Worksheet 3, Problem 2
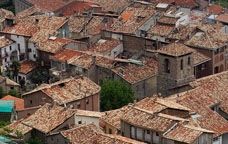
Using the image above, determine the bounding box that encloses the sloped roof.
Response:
[22,104,75,134]
[158,43,194,57]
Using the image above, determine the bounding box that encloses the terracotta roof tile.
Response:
[163,124,204,143]
[158,43,194,57]
[19,60,38,75]
[85,0,132,13]
[216,14,228,24]
[112,57,158,84]
[22,104,75,133]
[61,123,145,144]
[207,4,223,15]
[24,77,100,105]
[148,24,174,37]
[8,119,32,137]
[109,2,156,34]
[52,49,82,62]
[100,106,129,130]
[122,106,177,132]
[37,38,75,54]
[186,24,228,49]
[27,0,74,12]
[192,49,211,66]
[88,39,121,54]
[61,1,97,16]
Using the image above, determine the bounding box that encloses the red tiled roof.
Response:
[61,1,97,16]
[1,95,24,110]
[216,14,228,24]
[52,49,82,62]
[207,4,223,15]
[27,0,74,12]
[19,60,38,74]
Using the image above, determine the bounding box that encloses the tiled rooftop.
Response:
[52,48,82,62]
[8,119,32,137]
[158,43,194,57]
[68,16,89,33]
[75,109,104,118]
[85,16,104,35]
[22,104,75,134]
[0,8,14,21]
[37,37,75,54]
[167,83,228,137]
[86,0,132,14]
[158,16,178,25]
[88,39,121,54]
[1,95,24,111]
[112,57,158,84]
[24,76,100,105]
[95,56,116,69]
[100,106,129,130]
[121,106,178,132]
[109,2,156,34]
[163,124,211,143]
[61,123,145,144]
[186,24,228,49]
[69,53,94,70]
[0,36,14,48]
[19,60,38,75]
[26,0,73,12]
[148,24,174,37]
[216,14,228,24]
[207,4,223,15]
[3,21,39,36]
[16,6,44,19]
[61,1,98,16]
[192,49,211,66]
[168,26,196,41]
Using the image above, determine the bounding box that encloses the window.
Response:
[214,66,219,74]
[180,59,183,70]
[27,48,31,52]
[30,100,32,104]
[214,49,219,54]
[156,132,159,136]
[164,59,170,73]
[18,44,20,52]
[78,121,82,124]
[77,102,81,108]
[146,130,150,134]
[34,54,36,58]
[109,128,112,134]
[188,57,191,65]
[10,87,14,90]
[9,46,12,50]
[86,99,89,104]
[5,58,7,62]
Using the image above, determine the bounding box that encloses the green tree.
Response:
[8,88,19,97]
[100,79,134,111]
[30,68,49,84]
[10,61,20,81]
[26,137,42,144]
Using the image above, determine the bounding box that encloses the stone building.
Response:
[22,76,100,111]
[157,43,195,96]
